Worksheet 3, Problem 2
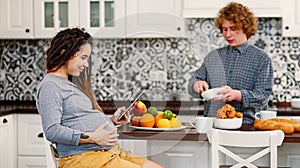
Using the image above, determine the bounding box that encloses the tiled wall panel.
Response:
[0,18,299,102]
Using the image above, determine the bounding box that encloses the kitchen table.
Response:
[118,123,300,168]
[118,123,300,143]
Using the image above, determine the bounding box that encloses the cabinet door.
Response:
[183,0,283,18]
[34,0,79,38]
[18,156,47,168]
[18,114,45,156]
[148,141,210,168]
[0,0,33,39]
[0,115,17,168]
[282,0,300,37]
[79,0,125,38]
[119,139,147,157]
[126,0,185,38]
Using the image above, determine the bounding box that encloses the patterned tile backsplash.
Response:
[1,18,300,102]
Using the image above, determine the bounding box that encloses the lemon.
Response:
[156,118,171,128]
[170,117,182,128]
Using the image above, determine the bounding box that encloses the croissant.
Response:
[253,119,294,134]
[216,104,243,119]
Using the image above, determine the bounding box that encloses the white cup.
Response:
[189,117,214,133]
[255,110,277,120]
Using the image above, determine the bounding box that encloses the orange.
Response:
[156,119,171,128]
[140,113,155,128]
[155,112,164,127]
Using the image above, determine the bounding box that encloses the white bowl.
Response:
[291,98,300,108]
[214,118,243,129]
[201,87,225,101]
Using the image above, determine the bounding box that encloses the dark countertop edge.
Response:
[118,124,300,143]
[1,100,300,117]
[0,100,205,117]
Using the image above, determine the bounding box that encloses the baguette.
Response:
[270,118,300,132]
[270,118,297,124]
[253,119,294,134]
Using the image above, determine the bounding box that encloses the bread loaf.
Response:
[270,118,300,132]
[253,119,294,134]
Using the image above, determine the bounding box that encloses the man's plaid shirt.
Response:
[188,42,273,124]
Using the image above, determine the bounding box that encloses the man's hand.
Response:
[214,85,242,102]
[193,80,209,93]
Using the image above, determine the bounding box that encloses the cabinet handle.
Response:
[285,26,289,30]
[38,132,44,138]
[81,28,85,31]
[2,118,8,124]
[25,28,30,33]
[177,27,181,31]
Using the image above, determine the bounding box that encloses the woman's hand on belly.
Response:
[85,122,118,146]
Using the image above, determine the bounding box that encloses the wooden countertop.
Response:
[118,123,300,143]
[0,100,205,117]
[0,101,38,116]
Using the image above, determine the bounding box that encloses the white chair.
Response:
[207,129,284,168]
[43,136,59,168]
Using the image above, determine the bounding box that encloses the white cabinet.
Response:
[17,114,46,168]
[118,139,148,157]
[1,0,184,38]
[79,0,125,38]
[183,0,283,18]
[0,114,17,168]
[34,0,125,39]
[18,157,47,168]
[282,0,300,37]
[34,0,79,38]
[126,0,185,38]
[0,0,33,39]
[148,140,210,168]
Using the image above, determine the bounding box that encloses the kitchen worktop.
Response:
[117,123,300,143]
[1,100,300,117]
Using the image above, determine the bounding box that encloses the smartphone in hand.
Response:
[117,90,145,121]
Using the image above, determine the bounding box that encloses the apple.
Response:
[133,100,147,116]
[131,116,141,126]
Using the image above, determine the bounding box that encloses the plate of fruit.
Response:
[129,101,185,131]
